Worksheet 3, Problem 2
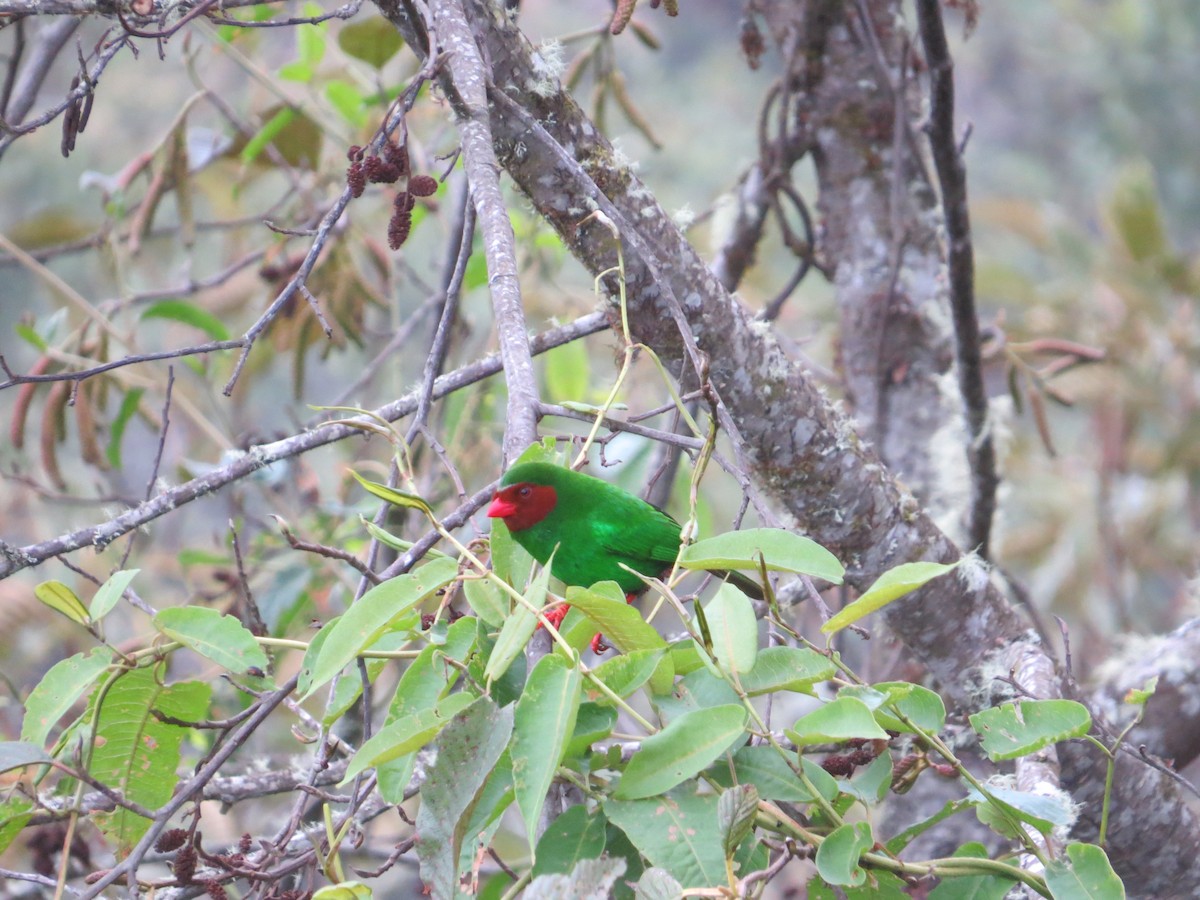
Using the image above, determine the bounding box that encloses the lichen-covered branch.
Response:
[429,0,539,465]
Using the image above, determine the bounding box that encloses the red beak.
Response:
[487,494,517,518]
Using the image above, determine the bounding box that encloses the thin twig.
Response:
[915,0,998,558]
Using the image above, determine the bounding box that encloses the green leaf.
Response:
[237,105,321,168]
[1124,676,1158,707]
[338,16,404,68]
[89,669,211,855]
[89,569,140,622]
[716,746,838,804]
[928,842,1017,900]
[326,80,367,127]
[968,783,1075,838]
[822,560,959,635]
[312,882,373,900]
[513,654,582,855]
[302,557,458,698]
[565,702,617,758]
[632,867,684,899]
[463,576,509,627]
[700,583,758,677]
[566,582,668,655]
[324,630,409,726]
[20,648,113,747]
[839,751,893,806]
[969,700,1092,761]
[681,528,844,584]
[588,649,664,704]
[484,551,552,683]
[35,580,90,626]
[155,606,269,674]
[15,323,47,351]
[717,784,758,856]
[787,697,889,746]
[616,704,747,800]
[886,800,972,855]
[0,796,34,856]
[739,646,836,696]
[652,668,740,722]
[140,300,230,341]
[0,742,52,774]
[106,387,144,468]
[375,618,476,804]
[352,471,434,516]
[531,804,607,878]
[815,821,873,887]
[489,515,535,594]
[341,692,474,783]
[415,697,514,899]
[542,339,591,404]
[1109,161,1167,264]
[1044,843,1125,900]
[870,681,947,734]
[606,793,729,888]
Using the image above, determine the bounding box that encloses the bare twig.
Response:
[430,0,539,464]
[0,312,606,580]
[915,0,998,558]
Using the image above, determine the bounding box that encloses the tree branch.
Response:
[429,0,539,465]
[0,312,607,581]
[915,0,998,557]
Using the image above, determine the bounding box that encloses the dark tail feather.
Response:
[711,568,766,601]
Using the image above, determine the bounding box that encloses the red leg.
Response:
[590,594,639,654]
[538,603,570,631]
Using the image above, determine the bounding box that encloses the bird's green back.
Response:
[499,462,682,593]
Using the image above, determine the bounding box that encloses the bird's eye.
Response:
[518,486,531,497]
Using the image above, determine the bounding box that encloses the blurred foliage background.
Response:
[0,0,1198,745]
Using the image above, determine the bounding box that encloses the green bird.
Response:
[486,461,761,651]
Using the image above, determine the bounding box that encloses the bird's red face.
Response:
[487,482,557,532]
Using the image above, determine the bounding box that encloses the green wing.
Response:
[591,490,683,568]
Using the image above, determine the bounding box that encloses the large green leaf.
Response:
[531,804,607,879]
[588,649,664,704]
[0,742,52,774]
[822,560,959,634]
[738,646,836,696]
[700,583,758,677]
[565,582,668,654]
[616,705,747,800]
[483,552,552,683]
[512,654,582,854]
[710,746,839,804]
[815,822,873,887]
[89,569,140,622]
[1044,843,1124,899]
[89,668,211,856]
[415,698,514,900]
[34,580,89,626]
[969,700,1092,761]
[140,300,230,341]
[337,16,404,68]
[154,606,269,674]
[20,648,113,747]
[374,617,477,803]
[0,795,33,856]
[301,557,458,698]
[681,528,844,584]
[787,697,889,746]
[341,692,474,782]
[605,793,729,888]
